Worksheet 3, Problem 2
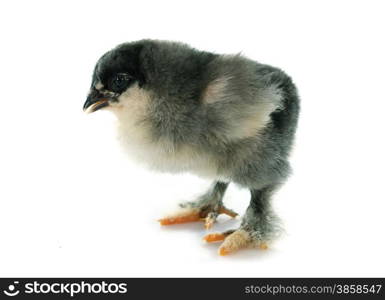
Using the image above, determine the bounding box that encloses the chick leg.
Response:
[159,181,237,228]
[204,185,280,255]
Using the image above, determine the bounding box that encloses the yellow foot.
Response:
[205,229,269,256]
[159,205,237,228]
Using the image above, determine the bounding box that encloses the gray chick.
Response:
[83,39,300,255]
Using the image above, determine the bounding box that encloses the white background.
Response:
[0,0,384,277]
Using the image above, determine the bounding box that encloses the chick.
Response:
[83,40,300,255]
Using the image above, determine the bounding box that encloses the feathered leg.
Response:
[204,185,281,255]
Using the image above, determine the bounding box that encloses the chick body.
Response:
[85,40,300,255]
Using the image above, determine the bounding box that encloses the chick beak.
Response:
[83,90,110,113]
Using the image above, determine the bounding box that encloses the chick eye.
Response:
[110,73,131,92]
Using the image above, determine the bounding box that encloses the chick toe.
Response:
[158,208,202,225]
[219,207,238,218]
[217,229,269,256]
[203,232,227,243]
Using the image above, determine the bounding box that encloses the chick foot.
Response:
[158,203,237,229]
[204,229,268,256]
